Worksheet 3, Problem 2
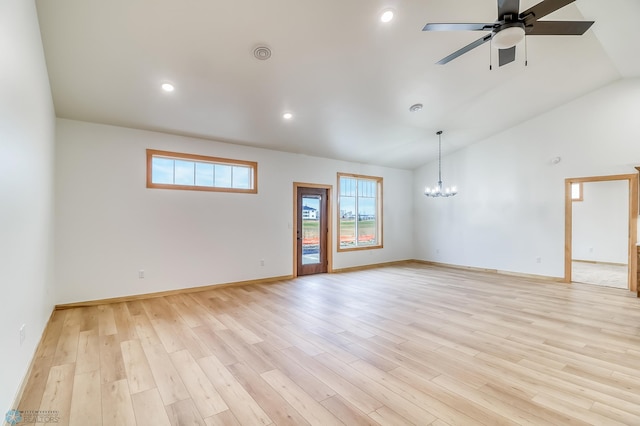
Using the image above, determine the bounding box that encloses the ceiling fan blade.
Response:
[527,20,594,35]
[498,0,520,19]
[436,34,493,65]
[423,23,496,32]
[520,0,575,24]
[498,47,516,66]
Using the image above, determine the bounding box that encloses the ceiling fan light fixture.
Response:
[492,24,525,49]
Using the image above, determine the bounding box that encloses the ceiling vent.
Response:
[253,46,272,60]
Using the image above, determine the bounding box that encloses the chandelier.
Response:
[424,130,457,197]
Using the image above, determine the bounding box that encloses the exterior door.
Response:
[296,187,328,276]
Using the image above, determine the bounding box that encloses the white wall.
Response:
[0,0,56,415]
[573,180,629,264]
[414,78,640,278]
[55,119,413,304]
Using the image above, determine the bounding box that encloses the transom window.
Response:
[338,173,383,251]
[571,182,583,201]
[147,149,257,193]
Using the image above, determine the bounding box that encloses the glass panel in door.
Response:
[302,196,321,265]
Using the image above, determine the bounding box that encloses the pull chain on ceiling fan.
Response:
[423,0,594,67]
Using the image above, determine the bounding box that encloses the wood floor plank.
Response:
[75,329,100,375]
[227,362,311,426]
[212,329,274,374]
[113,302,139,341]
[35,310,65,359]
[351,359,482,426]
[170,296,205,328]
[532,392,627,426]
[98,305,118,336]
[141,343,190,405]
[165,399,206,426]
[99,334,127,384]
[169,349,228,418]
[131,313,161,347]
[216,313,263,345]
[142,299,187,353]
[125,300,146,316]
[148,317,185,354]
[17,356,53,413]
[203,410,242,426]
[254,341,335,402]
[121,339,156,394]
[240,309,294,350]
[432,374,553,425]
[131,388,172,426]
[52,324,80,366]
[36,363,75,426]
[198,355,272,425]
[260,368,344,425]
[321,395,381,426]
[368,405,413,426]
[69,370,101,426]
[101,379,137,426]
[192,325,238,365]
[388,366,519,426]
[281,346,382,414]
[175,322,212,359]
[314,353,435,425]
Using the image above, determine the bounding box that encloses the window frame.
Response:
[337,172,383,252]
[146,149,258,194]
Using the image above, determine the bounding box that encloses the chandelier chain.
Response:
[438,131,442,184]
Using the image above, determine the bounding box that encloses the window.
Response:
[571,182,583,201]
[338,173,382,250]
[146,149,257,193]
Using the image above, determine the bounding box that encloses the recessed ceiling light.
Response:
[283,112,293,120]
[161,83,174,92]
[380,10,394,23]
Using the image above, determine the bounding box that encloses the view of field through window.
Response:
[146,149,257,193]
[338,174,381,249]
[151,157,252,189]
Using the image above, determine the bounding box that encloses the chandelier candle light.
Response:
[424,130,457,197]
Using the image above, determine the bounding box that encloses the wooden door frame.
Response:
[293,182,333,278]
[564,173,638,292]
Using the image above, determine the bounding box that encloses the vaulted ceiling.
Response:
[36,0,640,169]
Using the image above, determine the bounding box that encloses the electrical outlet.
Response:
[19,324,26,346]
[260,259,265,267]
[536,257,542,264]
[138,270,145,279]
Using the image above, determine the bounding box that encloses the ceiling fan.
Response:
[423,0,594,67]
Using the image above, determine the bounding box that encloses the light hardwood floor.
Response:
[16,263,640,425]
[572,261,628,289]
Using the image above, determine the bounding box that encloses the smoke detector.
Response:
[409,103,423,112]
[253,46,272,60]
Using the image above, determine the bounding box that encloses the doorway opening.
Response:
[293,183,332,277]
[564,174,638,292]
